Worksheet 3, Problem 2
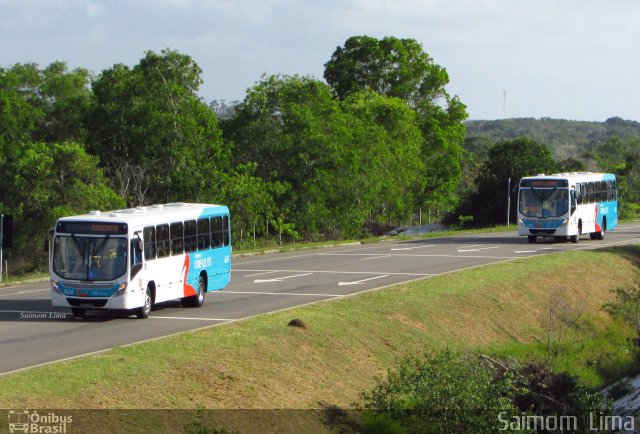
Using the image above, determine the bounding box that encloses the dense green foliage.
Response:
[455,137,557,226]
[325,35,468,219]
[458,118,640,225]
[465,117,640,160]
[1,37,639,267]
[360,349,605,434]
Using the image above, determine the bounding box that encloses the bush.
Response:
[359,349,607,434]
[359,349,523,433]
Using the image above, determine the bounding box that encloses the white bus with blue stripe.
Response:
[50,203,231,318]
[517,172,618,243]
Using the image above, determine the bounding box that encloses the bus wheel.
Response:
[184,275,206,308]
[596,220,606,240]
[527,236,536,243]
[570,234,579,243]
[71,308,86,318]
[137,287,152,319]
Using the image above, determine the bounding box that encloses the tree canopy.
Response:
[7,38,634,261]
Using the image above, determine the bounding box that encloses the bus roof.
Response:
[56,203,229,227]
[520,172,616,183]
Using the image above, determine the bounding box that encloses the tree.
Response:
[6,141,123,249]
[35,61,93,143]
[460,137,557,226]
[324,36,449,108]
[0,64,44,216]
[226,74,368,239]
[225,75,428,239]
[0,62,93,234]
[342,90,424,225]
[87,49,229,205]
[212,163,283,246]
[324,36,467,219]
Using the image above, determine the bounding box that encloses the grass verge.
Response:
[0,245,639,433]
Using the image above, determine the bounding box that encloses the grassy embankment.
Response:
[0,244,639,432]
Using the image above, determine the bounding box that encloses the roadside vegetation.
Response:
[2,31,639,433]
[0,246,639,432]
[2,35,640,276]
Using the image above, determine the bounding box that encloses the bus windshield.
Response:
[519,188,569,218]
[53,235,128,281]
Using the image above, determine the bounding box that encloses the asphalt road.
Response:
[1,225,640,375]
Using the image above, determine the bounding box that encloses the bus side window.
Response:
[157,224,170,258]
[223,215,230,246]
[184,220,197,253]
[170,222,184,255]
[211,216,223,247]
[599,181,605,202]
[197,218,210,250]
[143,226,156,260]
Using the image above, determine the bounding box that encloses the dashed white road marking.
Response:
[457,246,500,252]
[390,244,435,251]
[338,275,390,286]
[237,268,434,277]
[254,272,313,283]
[150,316,233,321]
[243,270,279,277]
[219,290,343,297]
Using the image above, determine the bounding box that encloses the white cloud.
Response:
[1,0,639,120]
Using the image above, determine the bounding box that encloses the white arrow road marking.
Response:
[254,273,313,283]
[457,246,499,252]
[338,275,390,286]
[390,245,435,251]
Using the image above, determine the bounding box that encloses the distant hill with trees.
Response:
[464,117,640,160]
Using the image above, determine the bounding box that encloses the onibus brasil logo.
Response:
[7,410,73,433]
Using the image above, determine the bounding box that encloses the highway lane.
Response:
[1,224,640,374]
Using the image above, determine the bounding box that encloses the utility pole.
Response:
[1,214,4,282]
[503,91,507,118]
[506,178,511,227]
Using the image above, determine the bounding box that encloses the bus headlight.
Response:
[51,280,62,295]
[561,218,569,226]
[113,283,127,297]
[518,218,524,225]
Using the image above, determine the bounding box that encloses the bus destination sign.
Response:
[520,179,568,188]
[57,221,128,235]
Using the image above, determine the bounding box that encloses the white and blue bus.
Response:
[517,172,618,243]
[50,203,231,318]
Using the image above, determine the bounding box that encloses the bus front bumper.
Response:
[518,218,574,237]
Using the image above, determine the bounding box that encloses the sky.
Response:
[1,0,639,122]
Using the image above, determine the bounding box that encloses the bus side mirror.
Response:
[570,192,577,215]
[135,238,143,252]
